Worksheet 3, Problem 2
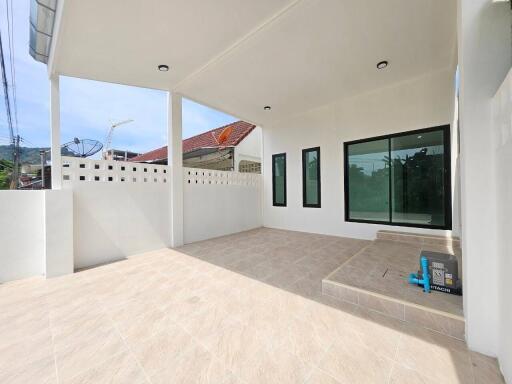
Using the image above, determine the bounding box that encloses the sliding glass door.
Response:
[344,126,451,229]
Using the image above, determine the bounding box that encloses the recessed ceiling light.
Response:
[264,106,271,111]
[158,64,169,72]
[417,135,422,139]
[376,60,388,70]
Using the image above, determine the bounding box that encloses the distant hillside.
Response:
[0,145,75,164]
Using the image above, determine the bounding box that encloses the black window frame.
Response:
[302,146,321,208]
[343,125,452,230]
[272,153,287,207]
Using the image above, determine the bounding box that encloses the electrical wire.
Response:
[5,0,18,134]
[0,31,14,145]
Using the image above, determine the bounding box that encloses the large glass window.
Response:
[272,153,286,206]
[344,126,451,229]
[302,147,321,207]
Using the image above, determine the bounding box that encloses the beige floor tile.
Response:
[114,307,171,346]
[0,311,51,346]
[0,330,53,373]
[236,343,314,384]
[52,312,114,351]
[389,364,439,384]
[54,325,127,381]
[63,350,148,384]
[106,295,159,324]
[470,351,506,384]
[395,327,473,384]
[150,340,232,384]
[0,354,57,384]
[305,369,343,384]
[132,325,194,375]
[0,228,480,384]
[318,337,394,384]
[283,315,334,366]
[179,301,238,341]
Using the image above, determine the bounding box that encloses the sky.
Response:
[0,0,237,155]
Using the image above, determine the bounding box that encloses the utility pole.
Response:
[9,135,20,189]
[40,149,46,189]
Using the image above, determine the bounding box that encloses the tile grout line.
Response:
[105,303,155,384]
[46,288,61,384]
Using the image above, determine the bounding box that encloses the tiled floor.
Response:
[0,228,504,383]
[325,238,463,316]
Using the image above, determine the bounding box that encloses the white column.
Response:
[168,93,183,247]
[50,75,62,189]
[457,0,511,358]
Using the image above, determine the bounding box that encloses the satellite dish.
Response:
[61,138,103,158]
[217,126,233,145]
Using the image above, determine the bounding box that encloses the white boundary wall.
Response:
[183,167,262,243]
[492,68,512,383]
[0,190,73,282]
[59,158,262,268]
[0,191,45,282]
[61,157,171,269]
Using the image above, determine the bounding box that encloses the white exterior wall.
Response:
[234,126,262,169]
[0,191,45,282]
[457,0,512,372]
[183,168,262,243]
[0,190,73,282]
[492,69,512,383]
[263,68,457,240]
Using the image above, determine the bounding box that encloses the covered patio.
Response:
[0,229,502,384]
[0,0,510,382]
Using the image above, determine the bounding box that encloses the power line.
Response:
[0,32,13,143]
[5,0,18,134]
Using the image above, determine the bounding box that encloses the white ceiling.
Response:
[53,0,457,125]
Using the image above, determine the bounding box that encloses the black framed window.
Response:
[344,125,451,229]
[272,153,286,206]
[302,147,321,208]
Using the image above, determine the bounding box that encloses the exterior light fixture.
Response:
[264,106,271,111]
[376,61,388,69]
[158,64,169,72]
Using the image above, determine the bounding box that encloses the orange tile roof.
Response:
[130,121,255,163]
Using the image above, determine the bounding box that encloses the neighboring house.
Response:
[103,149,141,162]
[130,121,262,173]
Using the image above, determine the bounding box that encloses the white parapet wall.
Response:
[183,167,262,243]
[61,157,171,269]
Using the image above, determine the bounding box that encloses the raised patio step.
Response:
[376,230,461,249]
[322,277,465,340]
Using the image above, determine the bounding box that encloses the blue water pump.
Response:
[408,256,430,293]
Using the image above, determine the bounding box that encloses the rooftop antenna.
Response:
[103,119,133,158]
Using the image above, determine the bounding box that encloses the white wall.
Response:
[263,68,457,240]
[457,0,512,369]
[183,168,262,243]
[69,182,171,269]
[0,190,73,283]
[492,69,512,383]
[44,190,74,277]
[0,191,45,282]
[235,126,262,169]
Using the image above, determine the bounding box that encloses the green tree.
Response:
[0,159,13,189]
